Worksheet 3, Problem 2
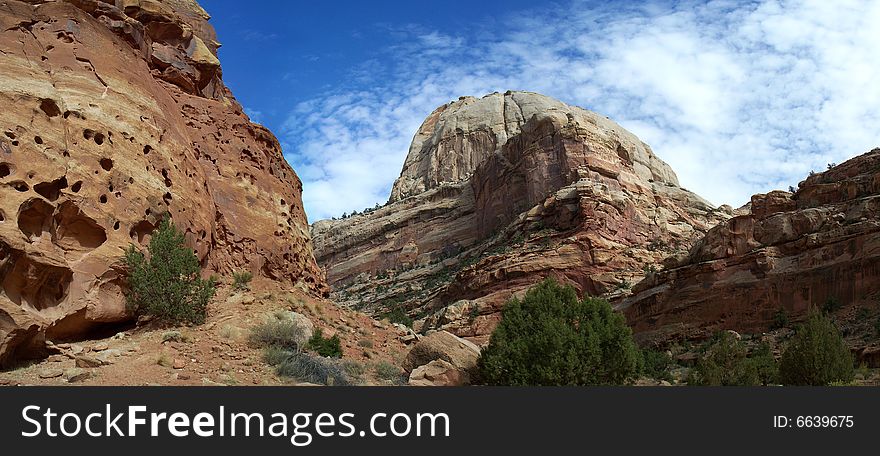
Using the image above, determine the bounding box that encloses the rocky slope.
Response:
[0,0,324,367]
[312,91,729,344]
[619,149,880,357]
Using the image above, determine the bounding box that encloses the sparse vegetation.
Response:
[249,320,308,351]
[771,308,789,330]
[374,361,406,385]
[275,352,350,386]
[779,310,854,386]
[251,322,348,385]
[124,216,216,325]
[641,349,674,382]
[822,296,841,315]
[383,302,413,328]
[342,360,367,383]
[478,278,642,386]
[156,352,172,368]
[232,270,253,291]
[307,328,343,358]
[219,325,243,340]
[161,330,190,343]
[687,332,777,386]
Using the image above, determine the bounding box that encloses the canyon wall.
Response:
[0,0,324,366]
[620,149,880,345]
[312,91,728,343]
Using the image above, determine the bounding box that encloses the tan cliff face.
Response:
[0,0,325,366]
[619,148,880,347]
[312,91,728,344]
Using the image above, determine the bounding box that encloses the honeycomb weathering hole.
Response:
[34,176,68,201]
[130,220,156,244]
[11,180,29,192]
[100,158,113,171]
[0,245,73,311]
[53,201,107,250]
[17,198,54,240]
[39,99,61,117]
[0,163,11,178]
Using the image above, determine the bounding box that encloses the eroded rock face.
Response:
[312,91,727,344]
[0,0,324,366]
[619,149,880,344]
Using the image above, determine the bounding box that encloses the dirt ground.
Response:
[0,277,409,386]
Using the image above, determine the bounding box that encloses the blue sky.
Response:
[203,0,880,222]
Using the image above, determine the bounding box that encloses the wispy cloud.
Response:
[281,0,880,221]
[244,107,264,124]
[240,29,279,42]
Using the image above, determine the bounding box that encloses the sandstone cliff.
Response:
[312,91,728,343]
[0,0,324,367]
[619,148,880,349]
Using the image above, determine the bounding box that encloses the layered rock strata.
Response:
[620,149,880,346]
[312,91,727,343]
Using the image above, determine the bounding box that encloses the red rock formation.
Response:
[619,149,880,344]
[312,91,728,344]
[0,0,324,367]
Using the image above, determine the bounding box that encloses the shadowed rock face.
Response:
[312,91,728,344]
[0,0,325,366]
[619,148,880,344]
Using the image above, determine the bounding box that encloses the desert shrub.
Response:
[374,361,406,385]
[275,351,350,386]
[642,349,674,382]
[124,216,216,325]
[307,328,342,358]
[687,332,777,386]
[161,330,190,343]
[751,343,779,385]
[341,360,366,382]
[779,310,854,386]
[478,278,642,386]
[383,304,413,328]
[771,308,789,330]
[263,345,290,366]
[822,297,841,314]
[249,320,307,351]
[232,271,253,291]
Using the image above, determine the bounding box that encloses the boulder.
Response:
[403,331,481,378]
[269,311,315,347]
[409,359,470,386]
[75,355,104,368]
[64,368,93,383]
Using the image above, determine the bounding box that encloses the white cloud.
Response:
[281,0,880,221]
[244,107,264,124]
